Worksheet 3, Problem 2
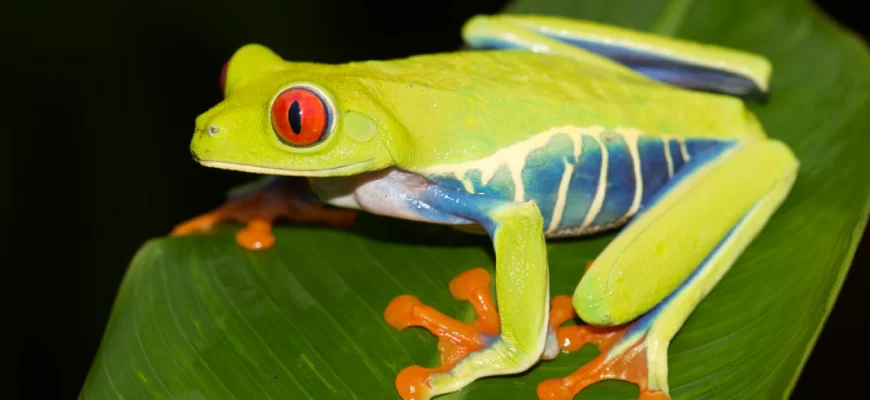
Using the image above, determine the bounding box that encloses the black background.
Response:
[4,0,867,398]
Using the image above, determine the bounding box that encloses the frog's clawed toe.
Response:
[537,315,671,400]
[384,268,500,400]
[170,177,356,250]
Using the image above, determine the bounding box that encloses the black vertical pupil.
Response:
[288,100,302,134]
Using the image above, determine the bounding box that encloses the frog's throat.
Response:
[196,159,374,177]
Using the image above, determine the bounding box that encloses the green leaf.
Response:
[81,0,870,399]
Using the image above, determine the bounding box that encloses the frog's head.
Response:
[190,44,399,177]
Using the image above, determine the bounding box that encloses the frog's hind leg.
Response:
[170,176,356,250]
[538,139,798,399]
[462,14,771,101]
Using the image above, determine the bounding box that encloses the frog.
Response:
[171,14,799,400]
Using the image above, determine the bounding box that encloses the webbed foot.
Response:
[384,268,499,400]
[171,176,356,250]
[537,300,670,400]
[385,268,568,400]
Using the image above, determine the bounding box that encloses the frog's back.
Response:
[359,50,765,171]
[360,50,759,236]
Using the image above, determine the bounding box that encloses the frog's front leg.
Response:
[170,175,356,250]
[539,138,799,399]
[311,169,553,400]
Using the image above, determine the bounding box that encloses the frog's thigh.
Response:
[574,139,798,327]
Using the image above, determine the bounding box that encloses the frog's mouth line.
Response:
[196,159,374,177]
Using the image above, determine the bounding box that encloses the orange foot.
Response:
[384,268,499,400]
[384,268,570,400]
[537,298,670,400]
[170,177,356,250]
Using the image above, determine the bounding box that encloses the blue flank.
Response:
[423,132,737,235]
[521,134,576,228]
[590,131,636,227]
[559,134,601,230]
[668,139,686,172]
[637,136,671,206]
[684,137,729,156]
[466,165,515,201]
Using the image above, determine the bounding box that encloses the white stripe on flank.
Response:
[625,131,644,216]
[679,138,691,162]
[547,160,575,233]
[460,177,475,193]
[509,161,525,202]
[580,134,608,230]
[663,137,674,177]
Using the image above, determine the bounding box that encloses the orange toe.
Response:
[235,219,276,250]
[548,295,575,331]
[395,365,435,400]
[170,213,222,236]
[449,268,499,335]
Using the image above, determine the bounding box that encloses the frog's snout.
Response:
[193,103,229,137]
[194,113,220,136]
[190,113,224,162]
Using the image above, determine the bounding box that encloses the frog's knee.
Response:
[572,274,643,327]
[573,290,613,326]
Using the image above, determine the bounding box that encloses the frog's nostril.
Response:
[207,125,220,136]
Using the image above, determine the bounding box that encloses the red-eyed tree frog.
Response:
[172,14,799,400]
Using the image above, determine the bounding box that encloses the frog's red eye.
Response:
[271,87,331,147]
[219,60,229,95]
